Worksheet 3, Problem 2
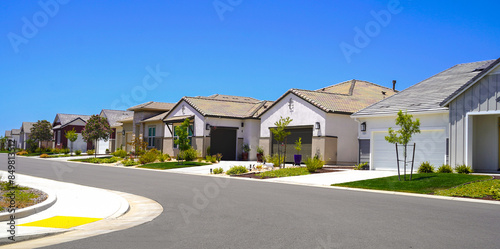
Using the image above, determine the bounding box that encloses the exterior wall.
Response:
[449,70,500,170]
[143,120,164,151]
[325,113,358,164]
[312,136,338,164]
[355,112,449,169]
[11,134,21,148]
[53,119,89,150]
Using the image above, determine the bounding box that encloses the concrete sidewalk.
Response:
[0,171,129,243]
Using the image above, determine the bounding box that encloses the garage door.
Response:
[210,127,237,160]
[72,134,88,153]
[372,130,447,170]
[272,128,312,163]
[97,139,110,154]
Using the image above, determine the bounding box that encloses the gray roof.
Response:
[5,131,11,137]
[53,114,92,128]
[353,59,497,116]
[127,101,175,111]
[141,111,170,123]
[21,122,36,133]
[11,129,20,135]
[100,109,134,127]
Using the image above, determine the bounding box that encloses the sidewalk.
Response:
[0,171,129,244]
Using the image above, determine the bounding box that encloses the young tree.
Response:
[385,110,421,181]
[82,115,112,158]
[30,120,53,151]
[270,116,292,168]
[0,136,6,151]
[65,128,78,155]
[174,118,191,164]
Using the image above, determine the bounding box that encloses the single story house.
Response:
[10,129,21,148]
[352,58,500,172]
[116,116,134,153]
[19,122,35,150]
[259,80,397,165]
[163,94,272,160]
[125,101,174,153]
[99,109,133,154]
[52,113,92,152]
[4,130,12,141]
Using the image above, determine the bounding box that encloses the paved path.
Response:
[1,154,499,248]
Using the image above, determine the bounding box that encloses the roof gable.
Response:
[53,114,92,128]
[100,109,134,127]
[127,101,175,111]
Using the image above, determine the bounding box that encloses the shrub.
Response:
[87,149,95,155]
[61,148,70,155]
[206,155,217,163]
[122,159,139,166]
[16,151,28,155]
[212,167,224,174]
[417,161,434,173]
[139,149,160,165]
[101,157,120,164]
[51,148,61,154]
[267,154,284,168]
[40,154,49,158]
[354,162,368,170]
[158,153,166,162]
[182,147,198,162]
[305,157,325,173]
[256,165,263,170]
[75,150,82,156]
[226,166,248,175]
[215,153,223,162]
[437,164,453,173]
[106,148,110,154]
[113,149,128,158]
[490,186,500,200]
[455,164,473,174]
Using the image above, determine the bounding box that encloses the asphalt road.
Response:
[2,154,500,249]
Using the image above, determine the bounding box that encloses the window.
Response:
[57,130,61,145]
[173,124,193,149]
[148,126,156,147]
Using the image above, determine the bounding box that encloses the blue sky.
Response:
[1,0,499,134]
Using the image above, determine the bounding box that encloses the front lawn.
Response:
[256,167,310,178]
[332,173,492,194]
[138,161,210,170]
[436,179,500,200]
[69,156,114,163]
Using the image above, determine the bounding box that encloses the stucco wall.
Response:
[325,113,358,164]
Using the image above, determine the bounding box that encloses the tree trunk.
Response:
[403,144,407,181]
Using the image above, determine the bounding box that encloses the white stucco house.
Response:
[162,94,272,160]
[19,122,35,150]
[99,109,133,153]
[259,80,397,165]
[352,58,500,172]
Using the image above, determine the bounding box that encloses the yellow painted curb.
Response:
[19,216,102,229]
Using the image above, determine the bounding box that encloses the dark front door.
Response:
[359,139,370,164]
[272,128,313,163]
[210,127,237,161]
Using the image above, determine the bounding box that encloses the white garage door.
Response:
[72,134,87,153]
[97,139,110,154]
[372,129,447,170]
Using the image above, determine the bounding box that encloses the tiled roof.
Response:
[353,59,497,116]
[5,130,12,137]
[260,80,396,116]
[11,129,21,135]
[127,101,175,111]
[141,111,170,123]
[101,109,134,127]
[54,114,92,128]
[117,116,134,123]
[21,122,36,133]
[168,95,269,119]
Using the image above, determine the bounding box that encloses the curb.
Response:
[0,183,57,222]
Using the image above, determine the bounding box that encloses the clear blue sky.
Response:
[1,0,499,134]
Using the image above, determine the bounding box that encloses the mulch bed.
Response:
[231,168,343,179]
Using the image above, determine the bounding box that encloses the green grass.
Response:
[138,161,210,170]
[332,173,492,194]
[257,167,310,178]
[436,179,500,199]
[69,156,113,163]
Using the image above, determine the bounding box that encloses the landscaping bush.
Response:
[182,147,198,162]
[87,149,95,155]
[206,155,217,163]
[215,153,223,162]
[490,185,500,200]
[455,164,473,174]
[139,149,160,165]
[158,153,166,162]
[16,151,28,156]
[51,148,61,154]
[40,154,49,158]
[122,159,139,166]
[112,149,127,158]
[305,157,325,173]
[61,148,70,155]
[75,150,82,156]
[437,164,453,173]
[100,157,120,163]
[226,166,248,175]
[354,162,368,170]
[267,154,284,168]
[417,161,434,173]
[212,167,224,174]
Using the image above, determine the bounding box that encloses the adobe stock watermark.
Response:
[213,0,243,21]
[339,0,403,63]
[178,176,230,224]
[7,0,71,54]
[110,64,169,110]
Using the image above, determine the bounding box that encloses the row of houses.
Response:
[5,58,500,172]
